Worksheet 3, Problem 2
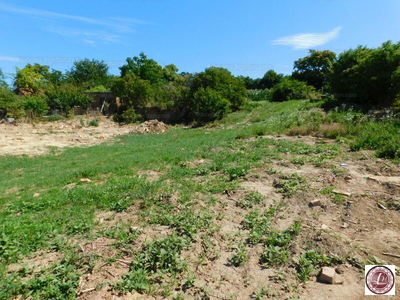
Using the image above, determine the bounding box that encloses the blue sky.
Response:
[1,0,399,84]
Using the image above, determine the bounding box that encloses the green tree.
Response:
[0,87,24,118]
[0,68,8,88]
[292,50,336,90]
[47,69,67,86]
[112,73,154,109]
[14,64,50,93]
[120,52,164,84]
[192,87,231,122]
[259,70,284,89]
[190,67,246,110]
[237,76,260,90]
[67,58,110,90]
[329,41,400,107]
[163,64,179,82]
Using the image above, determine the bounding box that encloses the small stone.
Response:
[129,226,139,232]
[344,175,352,181]
[341,222,349,229]
[33,192,40,197]
[336,266,345,274]
[319,267,336,284]
[309,199,321,207]
[321,224,329,230]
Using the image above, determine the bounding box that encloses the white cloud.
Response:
[0,2,146,44]
[83,39,96,45]
[45,26,120,43]
[272,27,343,50]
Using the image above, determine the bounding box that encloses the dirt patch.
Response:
[7,250,64,274]
[0,117,169,156]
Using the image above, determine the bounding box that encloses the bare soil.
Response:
[0,116,168,156]
[4,123,400,299]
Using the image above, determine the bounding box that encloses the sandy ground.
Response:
[0,116,168,156]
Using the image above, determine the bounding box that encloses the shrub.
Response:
[45,85,92,114]
[190,67,246,110]
[191,87,231,122]
[23,96,48,118]
[114,107,142,124]
[271,78,315,102]
[0,87,24,118]
[329,41,400,107]
[86,85,108,92]
[88,119,100,127]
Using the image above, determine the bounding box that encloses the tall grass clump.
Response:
[350,119,400,159]
[246,89,271,101]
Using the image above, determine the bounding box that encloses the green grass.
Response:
[0,98,398,299]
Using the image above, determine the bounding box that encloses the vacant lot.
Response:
[1,106,399,300]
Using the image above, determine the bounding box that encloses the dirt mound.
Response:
[131,119,169,134]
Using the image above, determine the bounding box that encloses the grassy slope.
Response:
[0,99,399,299]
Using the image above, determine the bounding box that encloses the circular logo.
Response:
[366,266,395,295]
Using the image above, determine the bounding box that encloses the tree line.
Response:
[1,40,400,123]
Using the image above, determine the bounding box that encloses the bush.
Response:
[86,85,108,92]
[191,87,231,122]
[112,73,154,109]
[0,87,24,118]
[350,119,400,159]
[329,41,400,107]
[271,78,315,102]
[23,96,48,118]
[114,107,142,124]
[191,67,246,110]
[45,85,93,114]
[88,119,100,127]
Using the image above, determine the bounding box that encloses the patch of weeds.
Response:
[290,157,307,166]
[241,208,275,244]
[260,222,302,267]
[196,285,212,299]
[1,252,94,300]
[88,119,99,127]
[260,245,290,266]
[273,173,308,197]
[293,250,343,282]
[236,191,265,209]
[251,285,272,299]
[224,166,249,181]
[99,224,142,245]
[201,234,220,261]
[204,179,238,194]
[270,268,287,282]
[330,165,347,176]
[46,114,65,122]
[319,187,346,204]
[148,207,216,241]
[114,234,190,295]
[230,243,247,267]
